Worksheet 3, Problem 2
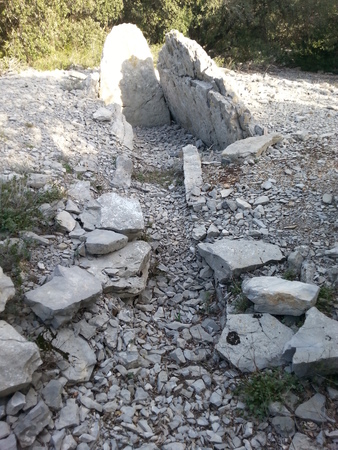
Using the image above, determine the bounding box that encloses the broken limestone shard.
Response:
[183,145,203,206]
[100,23,170,127]
[24,265,102,328]
[0,267,15,313]
[198,239,284,282]
[0,321,42,397]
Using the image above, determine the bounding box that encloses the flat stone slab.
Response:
[283,307,338,377]
[25,265,102,328]
[0,267,15,313]
[183,145,203,206]
[82,241,151,297]
[85,229,128,255]
[52,329,96,383]
[0,321,42,397]
[242,276,319,316]
[216,313,294,372]
[221,133,282,164]
[97,192,144,238]
[198,239,284,282]
[295,393,327,423]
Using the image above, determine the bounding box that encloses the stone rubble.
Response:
[0,41,337,450]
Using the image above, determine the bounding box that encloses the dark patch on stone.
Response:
[253,313,263,319]
[226,331,240,345]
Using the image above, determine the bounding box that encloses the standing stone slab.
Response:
[216,314,294,372]
[242,276,320,316]
[198,239,284,282]
[110,104,134,151]
[111,155,133,189]
[283,307,338,377]
[158,30,258,150]
[183,145,203,206]
[25,265,102,328]
[97,192,144,238]
[52,329,96,383]
[100,24,170,127]
[0,321,42,397]
[221,133,283,164]
[85,229,128,255]
[0,267,15,313]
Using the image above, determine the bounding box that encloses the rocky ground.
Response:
[0,66,337,450]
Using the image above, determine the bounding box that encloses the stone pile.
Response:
[0,26,337,450]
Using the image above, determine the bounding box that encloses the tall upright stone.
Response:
[158,30,260,150]
[100,23,170,127]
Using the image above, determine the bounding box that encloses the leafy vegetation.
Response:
[0,0,336,72]
[235,368,300,419]
[316,284,337,315]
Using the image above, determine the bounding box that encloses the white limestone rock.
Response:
[97,192,144,238]
[111,155,133,189]
[216,313,294,372]
[221,133,283,164]
[85,229,128,255]
[183,145,203,206]
[242,276,320,316]
[158,30,259,150]
[0,321,42,397]
[100,24,170,127]
[93,107,113,122]
[0,267,15,313]
[25,265,102,328]
[198,239,284,282]
[110,103,134,151]
[55,210,76,233]
[283,307,338,377]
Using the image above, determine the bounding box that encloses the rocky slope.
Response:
[0,66,337,449]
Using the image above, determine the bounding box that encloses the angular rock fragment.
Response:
[82,241,151,297]
[93,107,113,122]
[110,104,134,151]
[198,239,284,282]
[183,145,203,207]
[85,229,128,255]
[283,307,338,377]
[55,210,76,233]
[25,265,102,328]
[68,181,93,203]
[0,267,15,313]
[216,314,293,372]
[97,192,144,238]
[100,24,170,127]
[242,276,319,316]
[295,393,327,423]
[0,321,42,397]
[13,400,51,448]
[221,133,282,164]
[111,155,133,188]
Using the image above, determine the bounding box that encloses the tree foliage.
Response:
[0,0,336,72]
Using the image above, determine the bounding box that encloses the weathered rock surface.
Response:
[0,267,15,313]
[100,24,170,127]
[158,30,257,149]
[82,241,151,297]
[221,133,283,164]
[295,393,327,423]
[110,103,134,151]
[55,210,76,233]
[290,433,323,450]
[216,313,293,372]
[25,265,102,328]
[111,155,133,188]
[0,321,42,397]
[85,229,128,255]
[198,239,284,282]
[242,276,319,316]
[283,307,338,377]
[183,145,203,207]
[97,192,144,238]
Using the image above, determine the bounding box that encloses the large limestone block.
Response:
[158,30,258,149]
[242,276,320,316]
[0,321,42,397]
[100,23,170,127]
[82,241,151,297]
[0,267,15,313]
[283,307,338,377]
[97,192,144,238]
[198,239,284,282]
[216,314,294,372]
[25,266,102,328]
[221,133,283,164]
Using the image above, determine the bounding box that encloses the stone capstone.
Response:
[198,239,284,282]
[97,192,144,238]
[158,30,258,150]
[85,229,128,255]
[0,267,15,313]
[283,307,338,377]
[82,241,151,297]
[0,321,42,397]
[24,265,102,328]
[99,24,170,127]
[221,133,283,164]
[216,313,294,372]
[242,276,319,316]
